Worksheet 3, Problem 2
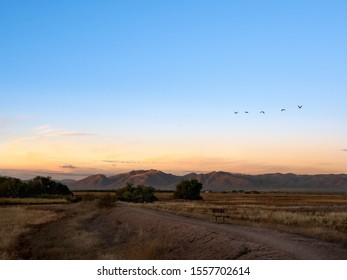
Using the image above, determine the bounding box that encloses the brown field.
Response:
[141,192,347,244]
[0,196,171,260]
[0,192,346,259]
[74,191,347,245]
[0,206,61,259]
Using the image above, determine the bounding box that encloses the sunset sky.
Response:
[1,0,346,179]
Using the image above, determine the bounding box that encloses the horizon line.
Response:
[1,168,346,181]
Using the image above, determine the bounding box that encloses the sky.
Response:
[1,0,346,179]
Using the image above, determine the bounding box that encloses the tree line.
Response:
[0,176,72,198]
[0,175,203,202]
[116,179,203,202]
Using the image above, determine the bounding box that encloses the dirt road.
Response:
[112,205,347,259]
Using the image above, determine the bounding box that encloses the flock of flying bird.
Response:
[234,105,303,115]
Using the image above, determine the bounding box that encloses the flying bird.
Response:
[281,109,286,111]
[298,105,303,109]
[245,111,249,113]
[260,111,265,114]
[234,111,239,114]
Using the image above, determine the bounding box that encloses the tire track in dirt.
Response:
[113,205,347,260]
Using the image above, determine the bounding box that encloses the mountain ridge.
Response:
[68,169,347,192]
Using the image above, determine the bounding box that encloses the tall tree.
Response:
[173,179,203,200]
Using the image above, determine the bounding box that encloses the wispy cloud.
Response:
[102,159,158,164]
[14,125,96,143]
[59,164,77,169]
[103,160,143,164]
[35,125,95,137]
[342,149,347,152]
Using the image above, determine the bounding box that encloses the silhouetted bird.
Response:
[298,105,303,109]
[245,111,249,113]
[234,111,239,114]
[281,109,286,111]
[260,111,265,114]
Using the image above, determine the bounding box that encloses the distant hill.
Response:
[67,169,347,193]
[59,179,76,186]
[69,170,181,190]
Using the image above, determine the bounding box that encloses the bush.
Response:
[116,183,157,203]
[173,179,203,200]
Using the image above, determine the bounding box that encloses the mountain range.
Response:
[67,169,347,192]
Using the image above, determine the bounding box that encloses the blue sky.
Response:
[1,0,346,179]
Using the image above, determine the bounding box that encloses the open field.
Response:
[0,198,172,260]
[0,192,346,259]
[139,192,347,245]
[74,191,347,245]
[0,206,61,259]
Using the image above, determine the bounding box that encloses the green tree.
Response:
[116,183,157,203]
[0,176,72,198]
[27,176,72,196]
[173,179,203,200]
[0,176,25,197]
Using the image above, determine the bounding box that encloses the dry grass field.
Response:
[140,192,347,245]
[0,192,346,259]
[0,197,71,259]
[0,206,61,259]
[0,196,172,260]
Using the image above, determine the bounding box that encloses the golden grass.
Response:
[11,199,174,260]
[0,206,60,259]
[3,192,346,259]
[140,192,347,245]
